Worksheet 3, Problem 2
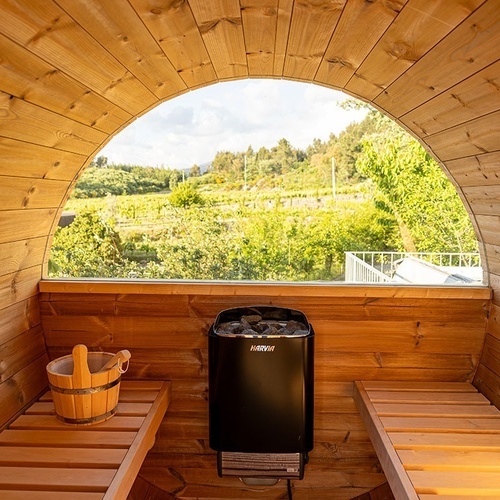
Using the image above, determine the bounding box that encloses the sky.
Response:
[98,79,369,171]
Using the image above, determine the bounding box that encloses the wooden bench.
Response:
[0,380,171,499]
[354,381,500,499]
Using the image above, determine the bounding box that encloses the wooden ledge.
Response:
[354,381,500,499]
[0,380,171,499]
[39,279,492,299]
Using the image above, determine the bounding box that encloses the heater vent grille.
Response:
[219,451,303,478]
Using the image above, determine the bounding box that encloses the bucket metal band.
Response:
[56,406,117,425]
[49,376,121,395]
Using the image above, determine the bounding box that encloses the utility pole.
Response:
[244,155,247,190]
[331,157,336,200]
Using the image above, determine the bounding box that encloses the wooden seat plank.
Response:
[381,416,500,433]
[355,381,500,500]
[0,446,126,468]
[389,431,500,450]
[26,402,152,416]
[39,389,160,403]
[0,429,136,448]
[398,449,500,472]
[0,466,115,492]
[373,402,500,417]
[408,470,500,496]
[366,390,488,404]
[0,381,171,499]
[419,496,496,499]
[361,381,478,392]
[10,415,144,431]
[0,492,104,499]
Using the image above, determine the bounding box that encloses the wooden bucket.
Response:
[46,344,130,425]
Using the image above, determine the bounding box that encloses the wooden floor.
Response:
[355,381,500,499]
[0,380,171,499]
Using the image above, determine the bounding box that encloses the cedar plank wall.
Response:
[40,283,489,499]
[0,240,49,431]
[0,0,499,497]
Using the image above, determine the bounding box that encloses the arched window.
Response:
[49,81,482,285]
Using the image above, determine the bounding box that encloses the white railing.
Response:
[344,251,482,284]
[344,253,393,283]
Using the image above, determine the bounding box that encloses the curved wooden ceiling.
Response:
[0,0,499,286]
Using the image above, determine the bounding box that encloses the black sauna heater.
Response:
[209,306,314,483]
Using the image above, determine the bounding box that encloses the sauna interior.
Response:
[1,0,499,498]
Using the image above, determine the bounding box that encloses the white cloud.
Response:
[98,80,368,169]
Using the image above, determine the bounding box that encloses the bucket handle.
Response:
[98,349,131,373]
[117,357,130,374]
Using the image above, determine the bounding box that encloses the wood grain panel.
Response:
[284,0,344,81]
[56,0,186,99]
[346,0,482,101]
[0,33,131,134]
[0,326,47,383]
[376,0,500,117]
[403,60,500,138]
[0,137,85,181]
[440,152,500,188]
[477,335,500,380]
[463,184,500,216]
[189,0,247,80]
[0,266,41,311]
[474,214,500,247]
[0,354,49,430]
[241,0,278,76]
[425,111,500,162]
[316,0,406,89]
[0,238,46,278]
[0,92,107,156]
[129,0,217,88]
[0,177,68,211]
[0,298,40,346]
[273,0,293,75]
[474,359,500,409]
[485,302,500,340]
[0,0,156,115]
[0,209,55,245]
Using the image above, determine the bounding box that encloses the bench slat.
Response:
[355,381,500,500]
[0,380,171,499]
[381,416,500,433]
[389,431,500,450]
[408,470,500,496]
[0,492,104,499]
[361,381,478,392]
[10,415,144,431]
[0,429,135,448]
[398,449,500,472]
[374,402,499,417]
[366,390,489,404]
[0,446,126,467]
[354,381,419,500]
[26,402,152,416]
[0,466,115,492]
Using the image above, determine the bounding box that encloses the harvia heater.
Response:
[209,306,314,484]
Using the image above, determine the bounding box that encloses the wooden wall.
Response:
[0,1,499,496]
[474,299,500,408]
[40,281,490,499]
[0,240,49,431]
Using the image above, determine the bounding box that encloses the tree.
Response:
[50,211,126,277]
[169,182,205,208]
[357,113,477,253]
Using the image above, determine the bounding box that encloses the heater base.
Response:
[217,451,306,480]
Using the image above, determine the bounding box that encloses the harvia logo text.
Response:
[250,345,275,352]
